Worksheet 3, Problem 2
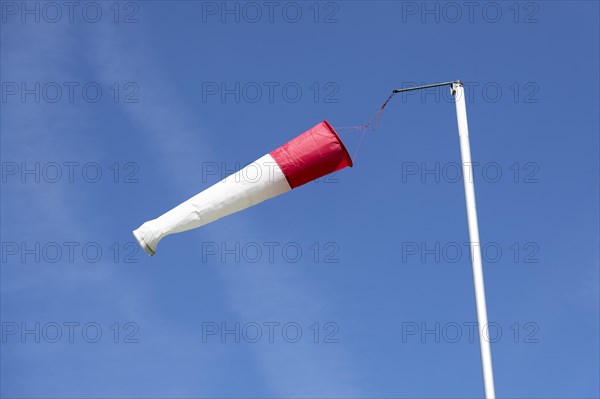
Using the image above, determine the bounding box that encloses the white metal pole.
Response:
[451,82,496,399]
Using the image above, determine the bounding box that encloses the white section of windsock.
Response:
[132,154,291,256]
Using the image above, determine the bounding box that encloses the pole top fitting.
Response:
[451,80,463,96]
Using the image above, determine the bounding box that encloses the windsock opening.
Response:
[133,229,155,256]
[270,120,353,189]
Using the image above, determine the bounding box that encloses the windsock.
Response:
[132,121,352,256]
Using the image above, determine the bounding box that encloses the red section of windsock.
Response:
[269,121,353,189]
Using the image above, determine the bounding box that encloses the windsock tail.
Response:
[133,229,155,256]
[132,154,291,256]
[132,121,352,256]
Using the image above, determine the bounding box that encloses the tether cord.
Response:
[335,90,397,160]
[335,81,457,161]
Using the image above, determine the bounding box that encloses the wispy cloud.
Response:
[0,20,176,399]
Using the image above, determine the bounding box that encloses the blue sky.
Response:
[1,1,598,398]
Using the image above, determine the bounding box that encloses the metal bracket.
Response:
[380,80,460,110]
[451,80,463,96]
[392,80,459,94]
